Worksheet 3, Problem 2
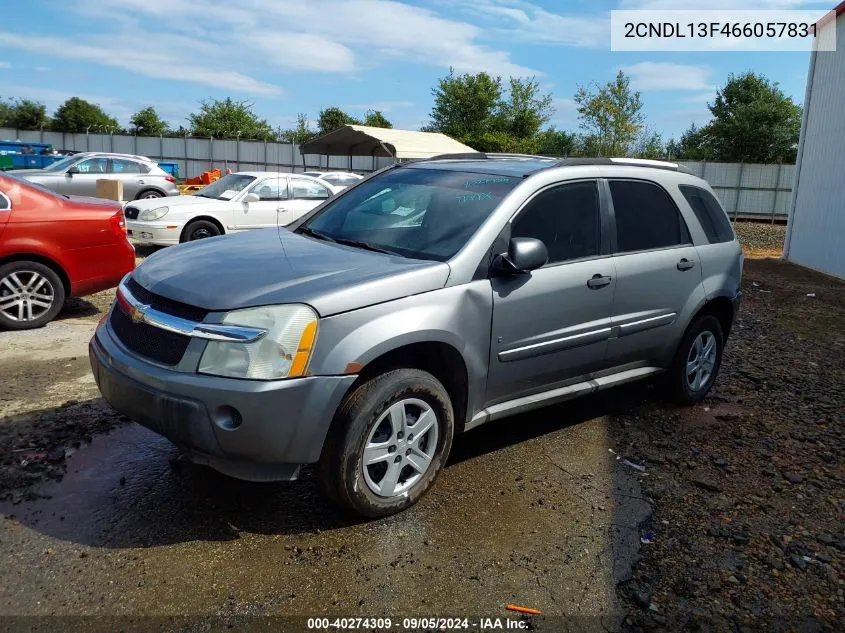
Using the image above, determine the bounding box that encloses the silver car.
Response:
[302,170,364,189]
[8,152,179,200]
[90,154,743,517]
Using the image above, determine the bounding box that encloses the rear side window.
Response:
[0,191,9,210]
[679,185,734,243]
[512,181,601,264]
[609,180,690,253]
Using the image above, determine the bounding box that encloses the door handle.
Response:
[677,258,695,271]
[277,207,289,212]
[587,274,612,289]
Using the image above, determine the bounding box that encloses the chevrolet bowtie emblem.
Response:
[128,304,147,324]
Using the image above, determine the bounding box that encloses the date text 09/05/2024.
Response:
[306,617,530,630]
[624,22,818,38]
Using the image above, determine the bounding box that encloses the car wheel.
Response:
[0,261,65,330]
[182,220,221,242]
[135,189,164,200]
[319,369,454,517]
[665,315,724,404]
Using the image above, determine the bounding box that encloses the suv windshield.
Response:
[297,167,519,261]
[195,174,256,200]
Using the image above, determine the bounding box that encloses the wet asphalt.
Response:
[0,384,650,631]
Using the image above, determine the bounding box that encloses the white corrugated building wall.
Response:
[784,1,845,279]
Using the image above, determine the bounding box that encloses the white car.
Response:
[301,170,364,189]
[123,172,338,246]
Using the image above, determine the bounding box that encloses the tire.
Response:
[318,369,455,518]
[664,315,724,405]
[0,261,66,330]
[135,189,165,200]
[182,220,221,242]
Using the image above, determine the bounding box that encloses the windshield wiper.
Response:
[296,226,336,242]
[332,237,399,256]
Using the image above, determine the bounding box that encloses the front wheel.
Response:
[0,261,65,330]
[665,315,724,404]
[319,369,454,517]
[182,219,221,242]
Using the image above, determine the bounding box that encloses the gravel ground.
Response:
[614,258,844,632]
[0,237,842,629]
[734,221,787,258]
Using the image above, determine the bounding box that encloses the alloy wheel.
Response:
[0,271,55,322]
[362,398,439,498]
[686,330,717,391]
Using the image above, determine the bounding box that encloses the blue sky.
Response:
[0,0,834,140]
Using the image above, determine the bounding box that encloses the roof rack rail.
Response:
[425,152,488,161]
[484,152,557,160]
[550,157,692,174]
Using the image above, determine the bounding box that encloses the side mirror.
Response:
[493,237,548,274]
[66,166,79,175]
[243,192,260,203]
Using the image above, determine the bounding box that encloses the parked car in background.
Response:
[123,171,338,246]
[0,173,135,330]
[302,170,364,189]
[7,152,179,200]
[90,155,742,517]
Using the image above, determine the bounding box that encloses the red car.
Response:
[0,173,135,330]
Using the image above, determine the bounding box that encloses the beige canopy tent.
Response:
[298,125,476,170]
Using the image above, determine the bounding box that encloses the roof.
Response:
[299,125,476,160]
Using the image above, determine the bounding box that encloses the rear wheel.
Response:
[0,261,65,330]
[135,189,164,200]
[182,220,221,242]
[665,315,724,404]
[319,369,454,517]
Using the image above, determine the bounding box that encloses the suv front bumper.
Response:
[89,323,356,481]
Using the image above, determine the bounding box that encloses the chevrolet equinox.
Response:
[89,154,743,517]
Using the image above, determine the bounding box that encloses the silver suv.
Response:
[89,155,743,517]
[9,152,179,200]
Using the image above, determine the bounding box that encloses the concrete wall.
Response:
[785,12,845,279]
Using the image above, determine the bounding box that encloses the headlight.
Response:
[198,304,318,380]
[138,206,169,221]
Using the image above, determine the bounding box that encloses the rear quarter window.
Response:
[679,185,735,244]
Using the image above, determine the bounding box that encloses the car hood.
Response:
[126,195,228,211]
[132,227,451,316]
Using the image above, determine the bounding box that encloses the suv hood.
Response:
[132,228,451,316]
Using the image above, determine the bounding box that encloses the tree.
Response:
[674,123,714,160]
[705,72,801,162]
[426,68,503,146]
[51,97,119,133]
[317,107,359,135]
[130,106,169,136]
[362,109,392,128]
[495,77,554,140]
[0,99,48,130]
[632,128,665,159]
[279,113,318,144]
[574,71,644,156]
[535,128,578,156]
[188,98,274,140]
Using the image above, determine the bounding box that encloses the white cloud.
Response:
[34,66,49,72]
[620,62,715,91]
[0,33,281,95]
[0,61,10,69]
[66,0,540,78]
[449,0,609,48]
